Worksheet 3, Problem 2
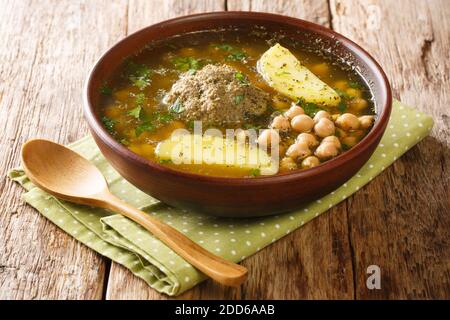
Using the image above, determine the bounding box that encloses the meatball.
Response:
[165,64,269,126]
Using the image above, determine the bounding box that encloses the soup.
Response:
[99,29,375,177]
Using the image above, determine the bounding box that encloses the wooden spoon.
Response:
[21,139,247,287]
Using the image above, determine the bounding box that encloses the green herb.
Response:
[187,121,195,130]
[249,168,261,177]
[156,112,174,123]
[135,93,146,106]
[275,71,291,76]
[126,61,152,90]
[171,56,202,72]
[299,102,323,117]
[100,84,112,95]
[159,159,172,164]
[101,116,116,134]
[214,43,234,51]
[234,72,248,84]
[243,123,264,130]
[338,101,347,113]
[334,88,350,99]
[127,106,142,119]
[341,143,351,151]
[226,51,247,61]
[235,94,244,105]
[348,81,362,89]
[120,138,130,146]
[135,122,155,137]
[214,44,247,61]
[169,98,184,113]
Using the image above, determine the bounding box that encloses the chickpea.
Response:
[257,129,280,148]
[341,136,359,149]
[313,110,331,123]
[314,118,335,138]
[286,141,311,160]
[284,105,304,119]
[291,114,314,133]
[315,142,339,160]
[272,95,291,110]
[348,97,368,111]
[335,113,360,131]
[296,133,319,148]
[270,115,291,131]
[359,115,375,129]
[322,135,341,149]
[280,157,297,171]
[302,156,320,169]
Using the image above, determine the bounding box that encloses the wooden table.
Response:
[0,0,448,300]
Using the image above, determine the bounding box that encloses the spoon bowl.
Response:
[21,139,247,287]
[22,139,107,203]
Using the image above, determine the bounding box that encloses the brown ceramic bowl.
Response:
[83,12,392,217]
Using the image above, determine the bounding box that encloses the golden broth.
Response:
[99,29,375,177]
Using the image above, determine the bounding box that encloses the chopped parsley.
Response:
[298,101,323,117]
[101,116,116,134]
[156,112,174,123]
[169,98,184,113]
[249,168,261,177]
[348,81,362,89]
[334,88,350,99]
[338,101,348,113]
[226,51,247,62]
[171,56,202,72]
[126,61,152,90]
[214,43,247,62]
[235,94,244,105]
[120,138,130,146]
[243,123,264,130]
[159,159,172,164]
[135,122,155,137]
[275,71,291,76]
[127,106,142,119]
[234,72,248,84]
[100,84,112,95]
[135,93,146,105]
[214,44,234,51]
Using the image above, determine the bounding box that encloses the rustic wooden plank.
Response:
[329,0,450,299]
[227,0,331,27]
[105,0,356,300]
[104,0,231,300]
[0,0,128,299]
[227,0,356,300]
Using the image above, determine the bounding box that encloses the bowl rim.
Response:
[83,11,392,186]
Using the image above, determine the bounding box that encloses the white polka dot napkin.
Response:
[9,100,433,296]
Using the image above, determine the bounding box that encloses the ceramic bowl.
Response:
[83,12,392,217]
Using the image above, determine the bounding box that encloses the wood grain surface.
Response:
[0,0,448,300]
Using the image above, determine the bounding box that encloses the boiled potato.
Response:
[257,43,341,107]
[155,133,278,175]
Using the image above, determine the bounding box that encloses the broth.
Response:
[99,29,375,177]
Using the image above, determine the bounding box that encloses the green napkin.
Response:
[9,100,433,296]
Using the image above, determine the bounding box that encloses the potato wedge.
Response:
[155,132,278,175]
[257,43,341,106]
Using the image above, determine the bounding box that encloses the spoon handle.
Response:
[99,191,247,287]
